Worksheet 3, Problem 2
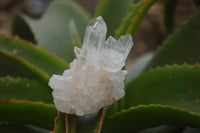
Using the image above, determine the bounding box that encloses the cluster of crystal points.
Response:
[49,16,133,116]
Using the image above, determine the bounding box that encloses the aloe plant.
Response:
[1,0,200,132]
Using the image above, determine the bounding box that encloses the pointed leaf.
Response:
[102,105,200,133]
[24,0,89,62]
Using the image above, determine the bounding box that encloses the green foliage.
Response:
[145,8,200,70]
[125,64,200,113]
[0,0,200,132]
[102,105,200,133]
[0,48,49,83]
[0,100,57,130]
[23,0,89,62]
[115,0,157,39]
[0,77,52,103]
[0,35,68,77]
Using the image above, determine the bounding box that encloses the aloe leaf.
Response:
[12,15,36,43]
[164,0,179,34]
[0,123,49,133]
[0,77,52,103]
[95,0,132,36]
[24,0,89,62]
[102,105,200,133]
[0,35,68,77]
[0,100,57,130]
[145,8,200,70]
[115,0,157,39]
[0,49,48,83]
[125,65,200,115]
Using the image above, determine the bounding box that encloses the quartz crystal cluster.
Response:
[49,16,133,116]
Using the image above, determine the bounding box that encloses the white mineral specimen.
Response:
[49,16,133,116]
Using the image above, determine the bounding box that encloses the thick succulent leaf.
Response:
[0,49,48,83]
[102,105,200,133]
[0,77,52,104]
[0,35,68,77]
[0,100,57,130]
[12,15,36,43]
[115,0,157,39]
[0,123,49,133]
[125,65,200,114]
[145,8,200,70]
[95,0,132,36]
[24,0,89,62]
[163,0,179,34]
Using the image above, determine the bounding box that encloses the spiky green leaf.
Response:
[126,65,200,114]
[102,105,200,133]
[145,8,200,70]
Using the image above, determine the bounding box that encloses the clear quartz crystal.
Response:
[49,16,133,116]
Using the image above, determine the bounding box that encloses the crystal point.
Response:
[118,34,134,59]
[83,16,107,51]
[104,36,117,49]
